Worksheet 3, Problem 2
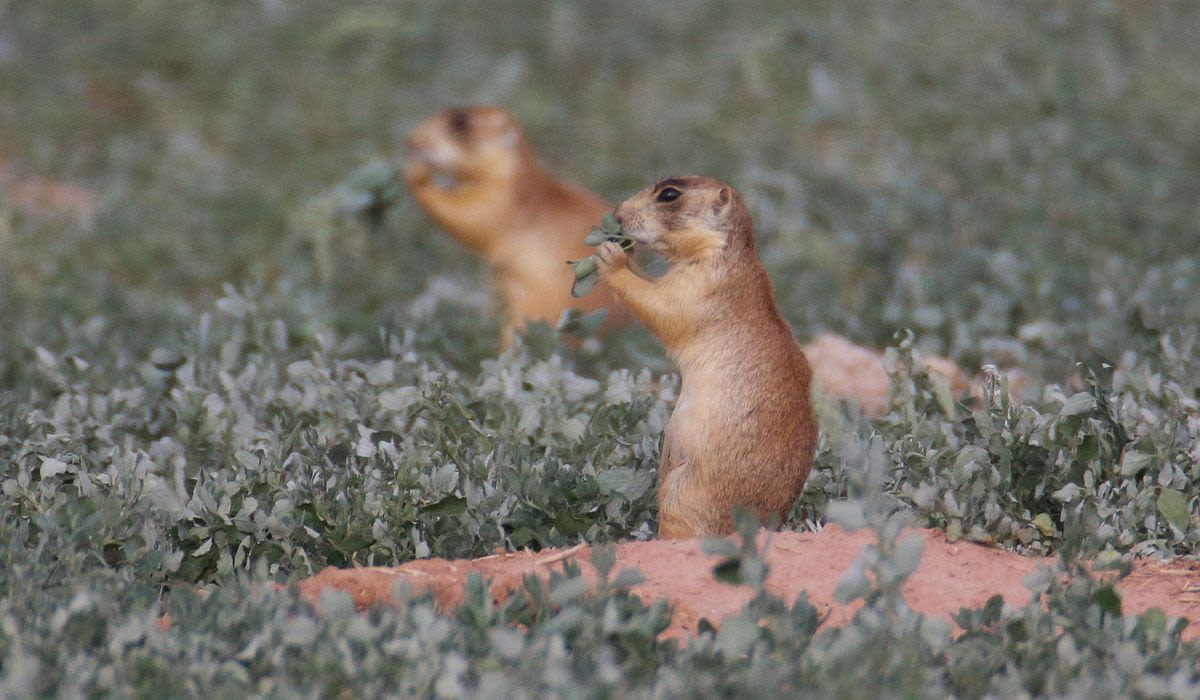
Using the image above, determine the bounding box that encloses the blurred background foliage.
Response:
[3,0,1198,386]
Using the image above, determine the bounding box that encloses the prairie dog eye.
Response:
[656,187,681,203]
[448,109,470,135]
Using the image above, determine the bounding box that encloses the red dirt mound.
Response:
[297,526,1200,639]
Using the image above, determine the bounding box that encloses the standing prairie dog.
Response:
[404,106,624,345]
[594,176,819,538]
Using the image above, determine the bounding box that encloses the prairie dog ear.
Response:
[711,186,732,218]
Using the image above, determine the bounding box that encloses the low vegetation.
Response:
[2,1,1198,695]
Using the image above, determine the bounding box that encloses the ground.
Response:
[298,526,1200,640]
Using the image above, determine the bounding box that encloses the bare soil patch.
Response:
[297,526,1200,639]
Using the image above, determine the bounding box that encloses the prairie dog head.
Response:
[404,106,528,190]
[614,176,754,264]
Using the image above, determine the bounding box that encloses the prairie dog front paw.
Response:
[594,241,629,275]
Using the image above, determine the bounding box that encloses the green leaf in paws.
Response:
[584,215,635,250]
[584,228,607,246]
[601,212,622,236]
[573,258,596,279]
[571,269,599,298]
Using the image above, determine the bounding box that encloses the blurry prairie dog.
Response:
[404,106,624,345]
[594,176,818,538]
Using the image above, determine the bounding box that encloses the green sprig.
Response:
[570,213,635,298]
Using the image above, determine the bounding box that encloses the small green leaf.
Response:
[825,500,866,531]
[611,568,645,588]
[929,372,956,417]
[590,545,616,578]
[423,495,467,516]
[584,228,607,246]
[833,567,872,604]
[150,348,186,371]
[550,576,591,605]
[601,212,622,236]
[508,527,538,548]
[700,538,738,557]
[1093,586,1122,615]
[343,158,396,191]
[39,458,70,479]
[715,615,758,656]
[1093,549,1123,570]
[559,308,608,336]
[281,616,318,647]
[945,519,963,543]
[1032,513,1055,537]
[595,467,652,499]
[1136,607,1167,637]
[489,628,525,660]
[1119,449,1153,477]
[892,534,924,577]
[573,258,597,279]
[1060,392,1095,417]
[712,557,742,584]
[1157,488,1189,531]
[571,270,599,298]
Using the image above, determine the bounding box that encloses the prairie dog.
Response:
[404,106,623,344]
[594,176,818,538]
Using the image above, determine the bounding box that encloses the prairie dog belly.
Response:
[664,373,716,458]
[666,365,755,479]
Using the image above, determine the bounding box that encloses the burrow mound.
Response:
[296,526,1200,639]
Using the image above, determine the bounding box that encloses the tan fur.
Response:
[404,106,625,345]
[595,176,819,538]
[804,333,973,417]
